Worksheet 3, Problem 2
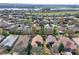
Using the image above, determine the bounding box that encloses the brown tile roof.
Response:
[31,35,43,47]
[58,37,77,50]
[72,38,79,46]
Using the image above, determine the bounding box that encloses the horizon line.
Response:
[0,3,79,5]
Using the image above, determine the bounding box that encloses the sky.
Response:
[0,0,79,5]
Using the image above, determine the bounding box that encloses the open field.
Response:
[26,11,78,16]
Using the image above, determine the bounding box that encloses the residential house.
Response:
[0,35,18,49]
[11,35,30,55]
[58,37,77,51]
[46,35,59,53]
[31,35,43,48]
[44,24,52,34]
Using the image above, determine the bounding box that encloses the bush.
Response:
[9,30,23,35]
[75,14,79,18]
[38,27,45,36]
[2,31,10,37]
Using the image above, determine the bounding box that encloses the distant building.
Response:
[56,26,65,34]
[44,24,52,34]
[0,20,10,28]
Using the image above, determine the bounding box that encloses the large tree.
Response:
[52,26,59,35]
